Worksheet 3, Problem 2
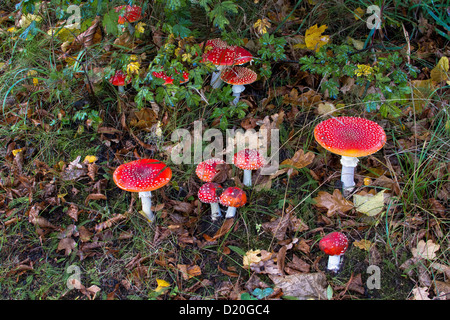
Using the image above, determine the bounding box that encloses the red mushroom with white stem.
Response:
[219,186,247,219]
[109,70,131,94]
[195,158,225,182]
[198,182,223,221]
[115,5,143,35]
[113,159,172,222]
[314,117,386,194]
[221,66,257,105]
[202,45,253,89]
[233,149,265,187]
[319,231,349,273]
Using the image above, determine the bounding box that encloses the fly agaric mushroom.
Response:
[113,159,172,222]
[221,66,257,105]
[198,182,223,221]
[115,5,143,34]
[319,232,349,272]
[233,149,265,187]
[109,70,131,94]
[314,116,386,194]
[195,158,225,182]
[203,45,253,89]
[219,186,247,219]
[152,70,189,86]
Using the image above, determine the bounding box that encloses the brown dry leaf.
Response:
[353,239,373,251]
[203,218,234,242]
[430,56,449,83]
[243,249,262,267]
[313,189,353,217]
[269,273,328,300]
[285,254,310,273]
[66,203,79,221]
[72,16,102,48]
[410,79,436,113]
[57,237,76,256]
[412,239,440,260]
[281,149,315,177]
[434,281,450,300]
[78,225,93,242]
[261,208,291,241]
[129,108,158,130]
[84,193,107,206]
[94,214,127,233]
[62,156,87,181]
[412,287,431,300]
[27,204,57,229]
[177,264,202,280]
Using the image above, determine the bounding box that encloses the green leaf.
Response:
[103,10,120,36]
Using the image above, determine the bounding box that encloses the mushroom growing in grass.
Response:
[319,232,349,273]
[109,70,131,94]
[195,158,225,182]
[233,149,265,187]
[202,45,253,89]
[314,116,386,194]
[198,182,223,221]
[113,159,172,222]
[219,186,247,219]
[115,5,143,35]
[152,70,189,86]
[221,66,257,105]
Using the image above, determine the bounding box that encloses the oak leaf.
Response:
[313,189,353,216]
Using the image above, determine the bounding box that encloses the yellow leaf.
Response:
[126,61,140,75]
[353,190,385,216]
[243,249,262,267]
[84,155,98,163]
[32,78,39,86]
[254,18,271,35]
[430,56,449,83]
[154,279,170,292]
[353,239,373,251]
[305,24,329,52]
[354,7,365,20]
[12,148,23,156]
[135,22,146,34]
[354,64,373,77]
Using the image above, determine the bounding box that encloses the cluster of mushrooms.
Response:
[109,6,389,275]
[108,6,256,105]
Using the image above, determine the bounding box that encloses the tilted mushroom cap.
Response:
[152,70,189,85]
[319,232,349,256]
[219,187,247,208]
[115,5,143,24]
[202,45,253,66]
[221,66,257,86]
[109,70,131,86]
[233,149,265,170]
[314,117,386,158]
[198,182,222,204]
[113,159,172,193]
[195,158,225,182]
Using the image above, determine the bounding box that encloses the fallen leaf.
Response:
[243,249,262,267]
[313,189,353,217]
[304,24,330,52]
[412,239,440,260]
[177,264,202,280]
[353,239,373,251]
[281,149,315,177]
[269,273,328,300]
[412,287,431,300]
[430,56,449,83]
[353,190,386,216]
[57,237,76,256]
[203,218,235,242]
[155,279,170,292]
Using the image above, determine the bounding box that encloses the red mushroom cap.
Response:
[202,45,253,66]
[109,70,131,86]
[314,117,386,158]
[152,70,189,85]
[319,232,349,256]
[221,66,257,86]
[219,187,247,208]
[233,149,265,170]
[115,5,143,24]
[113,159,172,193]
[198,182,222,204]
[195,158,225,182]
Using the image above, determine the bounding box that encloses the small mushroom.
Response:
[219,186,247,219]
[202,45,253,89]
[113,159,172,222]
[233,149,265,187]
[314,117,386,194]
[109,70,131,94]
[152,70,189,86]
[221,66,257,105]
[195,158,225,182]
[198,182,223,221]
[319,232,349,273]
[115,5,143,34]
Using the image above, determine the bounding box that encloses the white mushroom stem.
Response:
[210,202,222,221]
[210,65,224,89]
[242,169,252,187]
[118,85,125,94]
[225,206,237,219]
[139,191,155,222]
[340,156,359,192]
[327,254,342,272]
[231,84,245,105]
